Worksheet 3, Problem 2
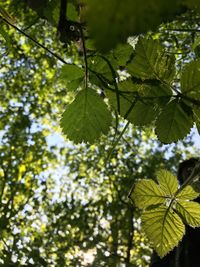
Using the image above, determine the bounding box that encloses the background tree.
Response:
[0,0,200,266]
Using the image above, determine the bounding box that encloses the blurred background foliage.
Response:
[0,0,199,266]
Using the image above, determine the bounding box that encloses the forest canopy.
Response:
[0,0,200,266]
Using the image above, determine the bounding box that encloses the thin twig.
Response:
[105,121,130,165]
[1,16,68,65]
[79,26,88,89]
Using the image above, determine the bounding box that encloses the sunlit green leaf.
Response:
[176,185,200,200]
[60,88,112,144]
[142,206,185,258]
[176,201,200,227]
[156,169,178,196]
[131,180,166,209]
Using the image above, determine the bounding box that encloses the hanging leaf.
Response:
[142,206,185,258]
[181,59,200,100]
[60,88,112,143]
[127,37,176,83]
[176,201,200,227]
[155,100,194,143]
[131,180,166,209]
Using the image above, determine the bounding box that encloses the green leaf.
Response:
[131,180,166,209]
[176,201,200,227]
[60,64,84,81]
[126,101,158,126]
[106,83,159,126]
[193,107,200,121]
[60,88,112,144]
[181,60,200,100]
[156,169,178,196]
[127,37,176,82]
[109,43,133,66]
[176,185,200,200]
[142,206,185,258]
[88,56,113,84]
[141,84,172,107]
[60,65,84,91]
[84,0,182,51]
[155,100,194,143]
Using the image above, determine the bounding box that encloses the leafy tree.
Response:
[0,0,200,266]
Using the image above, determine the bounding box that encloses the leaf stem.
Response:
[79,25,88,89]
[92,54,121,114]
[105,121,130,166]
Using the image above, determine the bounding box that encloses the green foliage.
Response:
[181,59,200,100]
[155,100,194,143]
[130,169,200,257]
[142,206,185,258]
[84,0,183,51]
[176,201,200,227]
[1,0,200,265]
[127,37,176,82]
[60,64,84,91]
[60,88,112,143]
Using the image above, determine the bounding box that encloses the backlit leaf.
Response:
[155,100,193,143]
[142,206,185,258]
[127,37,176,83]
[106,83,159,126]
[181,60,200,100]
[60,88,112,143]
[156,169,178,196]
[131,180,166,209]
[176,201,200,227]
[176,185,200,200]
